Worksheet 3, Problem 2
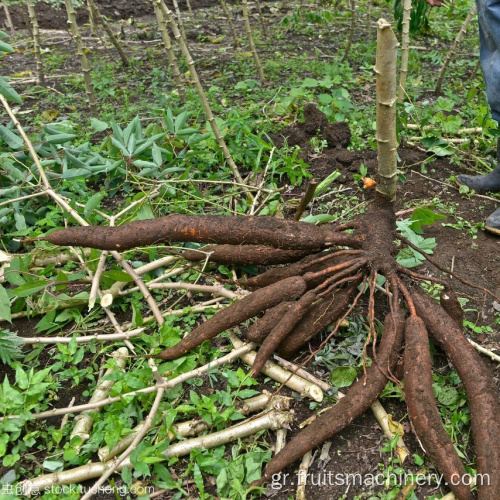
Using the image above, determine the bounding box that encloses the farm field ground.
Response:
[1,1,500,499]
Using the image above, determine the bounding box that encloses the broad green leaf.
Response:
[0,125,23,149]
[0,40,14,54]
[301,213,337,224]
[330,366,357,387]
[84,192,104,218]
[409,207,446,233]
[102,270,134,283]
[90,118,109,132]
[0,77,22,103]
[0,285,11,322]
[12,280,48,297]
[44,133,77,145]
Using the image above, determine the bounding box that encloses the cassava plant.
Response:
[397,0,411,103]
[242,0,266,84]
[87,0,130,67]
[64,0,98,115]
[25,0,45,84]
[219,0,239,48]
[38,19,500,498]
[2,0,14,32]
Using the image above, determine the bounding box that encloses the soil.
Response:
[1,1,500,499]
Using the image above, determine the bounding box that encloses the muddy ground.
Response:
[1,1,500,499]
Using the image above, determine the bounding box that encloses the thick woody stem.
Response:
[87,0,130,66]
[152,0,186,102]
[2,0,14,32]
[64,0,98,115]
[157,0,245,185]
[242,0,266,83]
[397,0,411,103]
[374,19,398,202]
[26,0,45,84]
[342,0,357,62]
[219,0,239,48]
[435,4,477,94]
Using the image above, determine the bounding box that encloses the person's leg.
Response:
[457,0,500,194]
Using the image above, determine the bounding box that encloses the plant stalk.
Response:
[397,0,411,103]
[374,19,398,202]
[25,0,45,84]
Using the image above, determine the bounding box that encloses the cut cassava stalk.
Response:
[242,0,266,83]
[153,276,307,360]
[44,214,362,252]
[181,244,311,265]
[255,0,268,40]
[397,0,411,103]
[152,0,186,102]
[87,0,130,67]
[374,19,398,202]
[403,315,473,500]
[412,289,500,499]
[342,0,357,62]
[254,310,405,486]
[19,2,33,39]
[70,348,128,447]
[219,0,239,48]
[228,332,324,402]
[99,393,287,461]
[22,410,292,496]
[26,0,45,84]
[156,0,245,185]
[435,4,477,94]
[64,0,98,116]
[171,0,187,42]
[2,0,14,32]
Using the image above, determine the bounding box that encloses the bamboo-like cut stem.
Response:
[342,0,357,62]
[86,0,97,35]
[220,0,239,48]
[397,0,411,103]
[25,0,45,84]
[156,0,245,184]
[63,0,98,115]
[185,0,193,16]
[242,0,266,83]
[255,0,268,40]
[152,0,186,102]
[374,19,398,202]
[435,4,477,94]
[2,0,14,32]
[172,0,187,42]
[87,0,130,67]
[19,2,33,39]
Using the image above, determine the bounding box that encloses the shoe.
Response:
[485,206,500,236]
[456,165,500,194]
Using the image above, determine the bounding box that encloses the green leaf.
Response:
[0,285,12,323]
[409,207,446,233]
[330,366,357,387]
[0,329,23,363]
[0,77,22,103]
[90,118,109,132]
[84,192,104,218]
[12,280,48,297]
[0,125,23,149]
[301,213,337,224]
[102,270,134,283]
[43,459,64,472]
[0,40,14,54]
[44,133,77,145]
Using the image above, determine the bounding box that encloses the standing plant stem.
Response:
[374,19,398,202]
[2,0,14,32]
[397,0,411,103]
[19,2,33,38]
[435,3,477,94]
[185,0,193,16]
[64,0,98,116]
[87,0,130,66]
[86,0,98,35]
[25,0,45,84]
[256,0,268,40]
[220,0,239,48]
[152,0,186,102]
[342,0,357,62]
[172,0,187,42]
[242,0,266,83]
[156,0,245,185]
